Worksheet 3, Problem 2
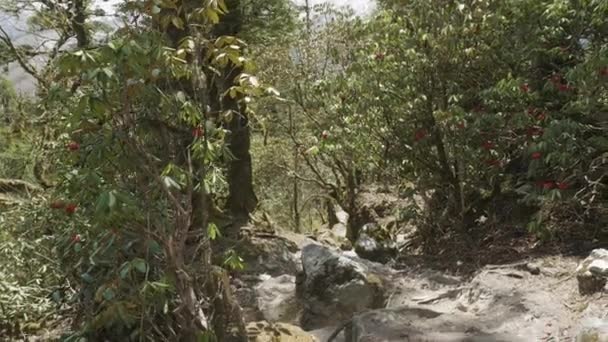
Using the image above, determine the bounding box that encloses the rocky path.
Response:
[237,230,608,342]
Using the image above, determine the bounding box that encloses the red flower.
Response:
[414,129,427,142]
[72,234,82,243]
[482,141,494,150]
[520,83,530,93]
[536,111,547,121]
[67,141,80,151]
[542,181,554,190]
[50,201,65,209]
[526,127,543,137]
[557,83,571,92]
[531,152,542,160]
[65,203,77,215]
[375,52,385,61]
[192,126,204,138]
[557,182,569,190]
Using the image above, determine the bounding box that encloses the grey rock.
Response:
[238,234,300,277]
[576,249,608,295]
[575,318,608,342]
[296,244,390,329]
[255,275,301,324]
[354,232,397,263]
[334,205,350,225]
[348,306,523,342]
[331,222,348,239]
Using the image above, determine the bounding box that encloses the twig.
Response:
[326,320,350,342]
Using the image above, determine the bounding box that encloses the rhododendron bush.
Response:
[293,0,607,244]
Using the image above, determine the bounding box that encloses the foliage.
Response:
[0,0,607,339]
[251,4,365,232]
[252,0,607,244]
[2,0,271,340]
[355,0,607,242]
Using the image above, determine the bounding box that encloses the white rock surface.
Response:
[255,275,301,324]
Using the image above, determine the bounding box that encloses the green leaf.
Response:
[81,273,94,283]
[207,222,221,240]
[163,176,181,190]
[119,262,131,279]
[217,0,228,12]
[107,191,117,209]
[89,97,107,117]
[102,288,115,301]
[223,250,245,270]
[171,16,184,29]
[205,8,220,24]
[147,239,162,255]
[52,290,62,303]
[101,67,114,79]
[95,191,113,216]
[132,258,148,274]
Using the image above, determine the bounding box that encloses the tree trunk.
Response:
[71,0,88,48]
[214,0,258,226]
[162,2,248,339]
[289,107,301,232]
[225,105,257,224]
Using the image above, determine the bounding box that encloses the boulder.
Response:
[331,222,348,239]
[332,205,350,226]
[312,223,351,250]
[246,321,317,342]
[229,232,303,323]
[353,223,397,263]
[576,249,608,295]
[255,275,301,324]
[354,233,397,263]
[232,277,264,322]
[349,186,406,242]
[296,244,391,329]
[575,301,608,342]
[238,234,301,277]
[575,318,608,342]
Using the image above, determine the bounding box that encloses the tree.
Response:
[11,0,268,339]
[322,0,608,244]
[250,4,365,232]
[211,0,258,227]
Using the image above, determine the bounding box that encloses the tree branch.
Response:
[0,25,48,89]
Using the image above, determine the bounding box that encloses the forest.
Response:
[0,0,607,341]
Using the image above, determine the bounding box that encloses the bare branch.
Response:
[0,25,48,89]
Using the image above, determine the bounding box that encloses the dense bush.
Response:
[254,0,607,245]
